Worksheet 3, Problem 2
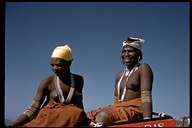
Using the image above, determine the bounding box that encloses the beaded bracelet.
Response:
[143,117,151,120]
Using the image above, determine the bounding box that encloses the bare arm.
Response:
[113,71,123,104]
[140,63,153,119]
[7,78,50,127]
[74,74,84,109]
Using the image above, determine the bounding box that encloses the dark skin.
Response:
[95,45,153,125]
[115,45,153,117]
[7,57,84,127]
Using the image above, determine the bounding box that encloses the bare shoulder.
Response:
[115,70,125,83]
[71,73,84,91]
[72,73,84,85]
[116,70,124,78]
[139,63,151,67]
[41,75,54,83]
[38,75,55,88]
[139,63,152,70]
[72,73,84,80]
[139,63,153,76]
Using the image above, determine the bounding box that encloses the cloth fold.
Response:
[86,98,142,124]
[25,102,86,127]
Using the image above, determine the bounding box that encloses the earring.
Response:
[138,56,141,61]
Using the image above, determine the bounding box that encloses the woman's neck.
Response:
[58,71,71,85]
[126,62,139,71]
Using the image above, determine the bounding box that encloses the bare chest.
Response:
[120,71,140,91]
[49,82,66,98]
[48,81,80,103]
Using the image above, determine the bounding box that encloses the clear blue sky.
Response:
[5,2,189,121]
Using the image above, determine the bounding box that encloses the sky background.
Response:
[5,2,189,121]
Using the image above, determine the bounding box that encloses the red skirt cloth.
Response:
[86,98,142,124]
[25,102,86,127]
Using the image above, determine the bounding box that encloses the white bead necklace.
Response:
[117,64,139,102]
[55,74,75,104]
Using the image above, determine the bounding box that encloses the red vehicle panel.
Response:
[107,118,177,127]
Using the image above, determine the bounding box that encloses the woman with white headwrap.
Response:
[6,45,90,127]
[86,37,154,127]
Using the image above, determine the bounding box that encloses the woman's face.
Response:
[51,57,71,76]
[121,45,138,68]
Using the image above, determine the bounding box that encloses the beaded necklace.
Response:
[117,64,139,102]
[55,74,75,104]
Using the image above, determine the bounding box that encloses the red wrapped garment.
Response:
[87,98,143,124]
[25,102,86,127]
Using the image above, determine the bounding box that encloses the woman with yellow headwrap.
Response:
[6,44,90,127]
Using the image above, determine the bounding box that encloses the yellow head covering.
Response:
[51,44,73,61]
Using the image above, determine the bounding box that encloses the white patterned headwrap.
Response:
[122,37,145,51]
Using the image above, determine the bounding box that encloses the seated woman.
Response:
[6,45,90,127]
[87,37,154,127]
